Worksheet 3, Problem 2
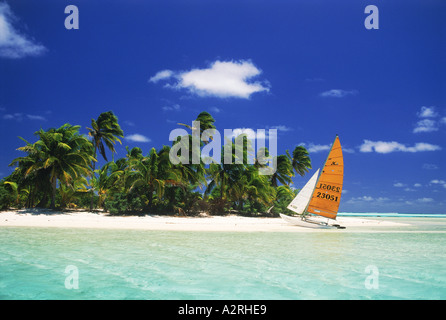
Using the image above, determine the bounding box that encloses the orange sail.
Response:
[306,135,343,220]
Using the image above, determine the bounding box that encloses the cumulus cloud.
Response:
[413,106,444,133]
[298,142,354,154]
[125,133,151,143]
[0,2,46,58]
[417,106,438,118]
[300,143,331,153]
[430,179,446,188]
[231,128,266,140]
[319,89,358,98]
[393,182,406,187]
[149,60,270,99]
[359,140,441,153]
[413,118,438,133]
[296,140,356,154]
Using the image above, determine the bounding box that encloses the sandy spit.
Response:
[0,209,410,232]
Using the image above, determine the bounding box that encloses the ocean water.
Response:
[1,218,445,300]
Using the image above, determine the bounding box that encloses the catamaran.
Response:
[280,135,345,229]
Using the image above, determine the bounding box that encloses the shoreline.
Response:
[0,209,414,232]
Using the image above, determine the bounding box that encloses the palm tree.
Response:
[205,138,250,213]
[87,111,124,210]
[270,154,294,187]
[244,166,275,212]
[273,185,297,214]
[8,139,53,208]
[126,147,180,212]
[178,111,216,144]
[287,146,312,177]
[59,176,88,209]
[90,162,117,209]
[172,112,214,190]
[11,124,95,209]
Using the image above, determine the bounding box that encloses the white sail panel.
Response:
[287,169,320,215]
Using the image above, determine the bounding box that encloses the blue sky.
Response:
[0,0,445,213]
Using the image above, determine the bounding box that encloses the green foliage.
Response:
[0,182,15,210]
[272,185,298,215]
[87,111,124,162]
[5,111,312,216]
[87,111,124,210]
[104,192,144,215]
[9,123,95,209]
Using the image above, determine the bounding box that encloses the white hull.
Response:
[279,213,345,229]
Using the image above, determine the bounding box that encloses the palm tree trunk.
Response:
[147,185,154,212]
[50,176,57,210]
[90,148,97,211]
[238,199,244,211]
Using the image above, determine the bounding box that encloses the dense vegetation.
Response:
[0,111,312,216]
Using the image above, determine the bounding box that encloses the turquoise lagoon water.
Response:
[1,217,446,300]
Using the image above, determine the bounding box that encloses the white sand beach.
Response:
[0,209,410,232]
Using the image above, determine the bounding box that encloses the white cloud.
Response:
[162,104,180,111]
[299,143,330,153]
[149,70,174,83]
[2,112,46,121]
[268,125,292,132]
[0,2,46,58]
[124,120,135,127]
[417,106,437,118]
[422,163,438,170]
[2,113,16,119]
[299,142,354,154]
[414,183,422,188]
[231,128,264,140]
[26,114,46,121]
[209,107,221,113]
[343,147,355,154]
[417,197,434,203]
[393,182,406,187]
[150,60,270,99]
[394,182,423,191]
[414,118,438,133]
[359,140,441,153]
[125,134,151,143]
[319,89,358,98]
[413,106,445,133]
[346,196,389,204]
[430,179,446,188]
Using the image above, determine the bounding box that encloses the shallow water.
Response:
[1,219,445,299]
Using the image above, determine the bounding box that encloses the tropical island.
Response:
[0,111,313,217]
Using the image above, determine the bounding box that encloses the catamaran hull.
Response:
[279,213,345,229]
